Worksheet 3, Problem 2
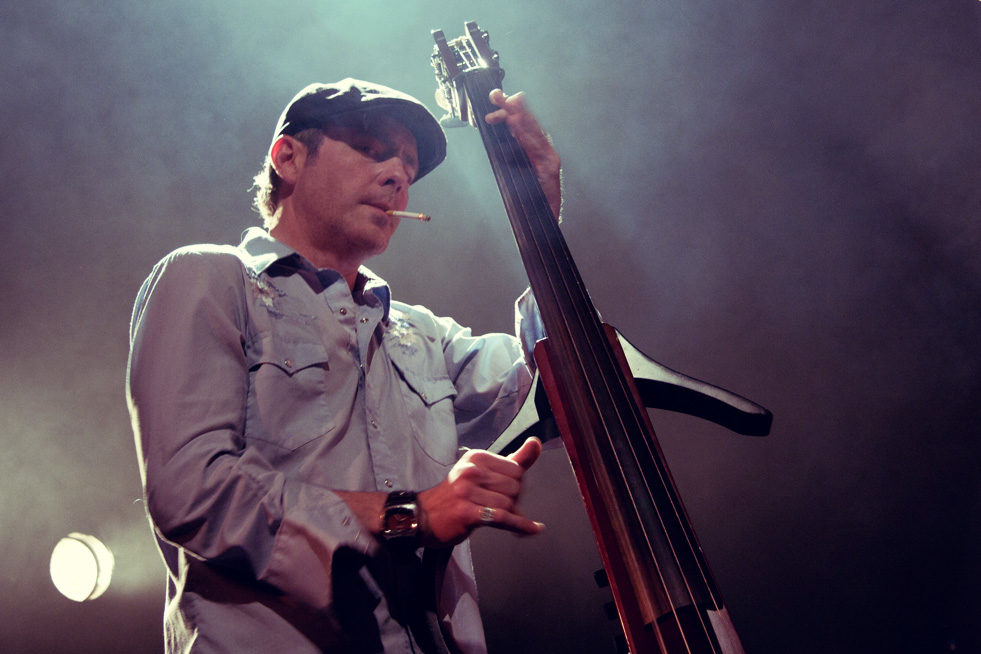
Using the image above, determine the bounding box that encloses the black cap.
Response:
[272,79,447,182]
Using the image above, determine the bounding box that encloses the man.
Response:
[127,78,562,653]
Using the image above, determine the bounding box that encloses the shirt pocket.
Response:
[246,337,335,451]
[387,347,459,465]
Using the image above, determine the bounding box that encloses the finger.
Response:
[451,461,522,500]
[507,437,542,471]
[489,88,507,107]
[488,88,526,111]
[484,107,508,124]
[476,504,545,536]
[468,487,517,512]
[485,89,527,124]
[479,474,521,498]
[462,449,526,480]
[484,89,507,124]
[487,93,536,132]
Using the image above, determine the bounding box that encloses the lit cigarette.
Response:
[387,210,431,222]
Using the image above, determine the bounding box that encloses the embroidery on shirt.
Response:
[387,315,420,357]
[248,272,317,323]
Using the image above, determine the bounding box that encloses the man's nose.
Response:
[379,156,409,194]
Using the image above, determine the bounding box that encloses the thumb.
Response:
[507,437,543,471]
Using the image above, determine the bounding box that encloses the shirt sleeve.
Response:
[126,248,378,613]
[515,287,546,369]
[408,293,543,451]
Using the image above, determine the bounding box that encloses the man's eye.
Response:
[355,143,381,158]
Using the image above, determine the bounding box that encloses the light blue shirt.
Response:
[127,227,538,653]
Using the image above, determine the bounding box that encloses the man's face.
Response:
[289,113,419,263]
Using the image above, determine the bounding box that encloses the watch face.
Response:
[383,505,419,540]
[387,510,417,534]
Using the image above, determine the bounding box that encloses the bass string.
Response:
[463,76,657,553]
[462,71,721,651]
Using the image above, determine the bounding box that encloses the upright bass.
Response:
[431,24,772,654]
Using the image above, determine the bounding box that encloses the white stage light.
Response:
[49,533,114,601]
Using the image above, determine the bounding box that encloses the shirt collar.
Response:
[239,227,297,274]
[238,226,392,320]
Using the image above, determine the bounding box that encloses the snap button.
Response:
[283,359,293,369]
[384,479,393,488]
[339,308,347,315]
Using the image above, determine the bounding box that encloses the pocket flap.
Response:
[387,352,456,406]
[253,339,329,376]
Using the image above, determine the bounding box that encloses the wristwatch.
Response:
[380,490,420,548]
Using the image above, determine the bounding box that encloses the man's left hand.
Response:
[485,90,562,220]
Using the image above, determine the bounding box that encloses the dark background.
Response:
[1,1,978,652]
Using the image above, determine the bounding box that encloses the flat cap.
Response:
[272,79,447,182]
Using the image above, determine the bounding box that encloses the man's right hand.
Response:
[417,437,545,547]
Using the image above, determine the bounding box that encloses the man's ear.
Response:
[270,135,304,185]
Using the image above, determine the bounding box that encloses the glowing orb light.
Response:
[49,533,114,601]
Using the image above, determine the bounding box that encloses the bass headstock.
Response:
[431,22,504,128]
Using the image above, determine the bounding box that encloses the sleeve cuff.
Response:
[263,485,381,611]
